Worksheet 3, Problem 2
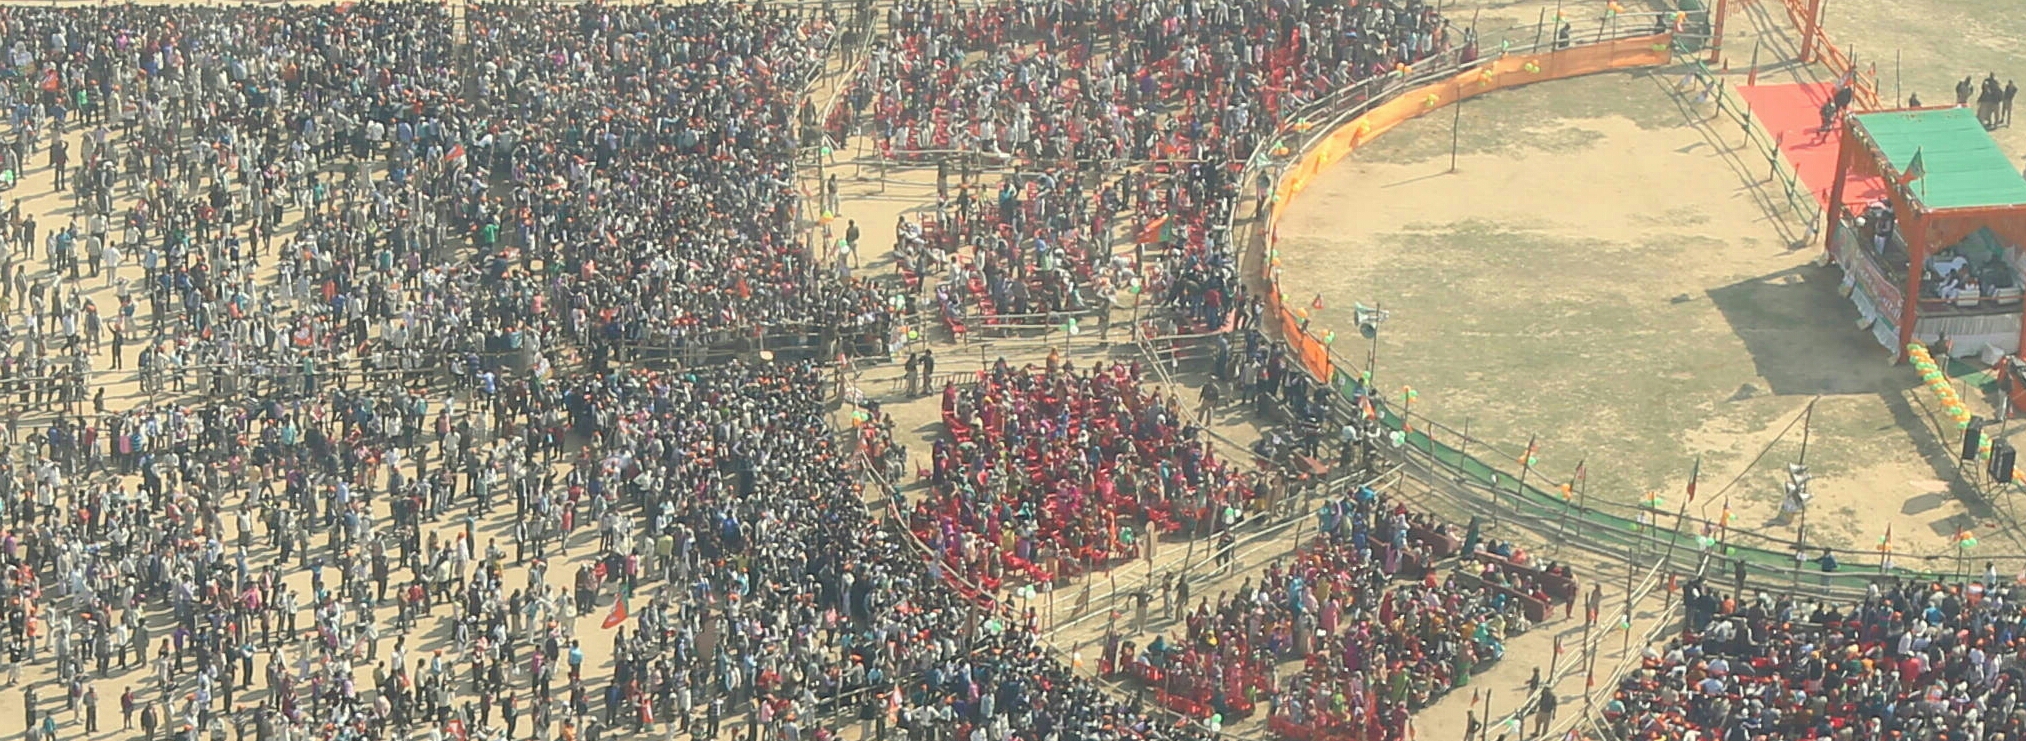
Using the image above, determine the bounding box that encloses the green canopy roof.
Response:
[1852,107,2026,211]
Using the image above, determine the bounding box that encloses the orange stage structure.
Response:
[1823,108,2026,359]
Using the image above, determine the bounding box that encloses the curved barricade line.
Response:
[1242,33,1991,591]
[1260,35,1674,385]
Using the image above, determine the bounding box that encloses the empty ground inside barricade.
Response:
[1274,70,1979,556]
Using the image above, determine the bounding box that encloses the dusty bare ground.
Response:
[1270,64,2011,562]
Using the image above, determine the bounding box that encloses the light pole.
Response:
[1354,303,1389,389]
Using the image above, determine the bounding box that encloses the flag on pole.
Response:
[1900,148,1927,187]
[1560,458,1586,501]
[1553,635,1565,655]
[1879,524,1894,553]
[1520,435,1539,468]
[602,589,630,629]
[445,144,466,162]
[1686,455,1702,503]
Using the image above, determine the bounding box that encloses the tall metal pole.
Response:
[1581,615,1598,721]
[1448,80,1464,174]
[1799,398,1815,465]
[1482,690,1497,741]
[1363,301,1383,388]
[1556,456,1585,541]
[1621,554,1636,657]
[1550,0,1564,48]
[1513,434,1538,522]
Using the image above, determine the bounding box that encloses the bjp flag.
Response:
[1135,215,1172,245]
[601,591,629,629]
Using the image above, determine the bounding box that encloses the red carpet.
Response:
[1735,82,1885,209]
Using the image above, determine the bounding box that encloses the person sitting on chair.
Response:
[1939,271,1967,300]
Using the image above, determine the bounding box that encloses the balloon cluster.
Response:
[1903,343,2025,485]
[1906,343,1974,430]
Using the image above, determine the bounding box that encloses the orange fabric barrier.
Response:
[1268,35,1672,216]
[1261,36,1673,383]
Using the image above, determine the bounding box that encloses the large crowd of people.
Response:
[0,1,1615,741]
[36,0,892,408]
[912,358,1263,591]
[1609,577,2026,741]
[0,3,1244,741]
[1185,485,1543,739]
[848,0,1457,342]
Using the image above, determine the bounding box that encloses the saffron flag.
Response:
[1900,148,1926,187]
[1686,455,1701,503]
[602,590,629,629]
[445,144,466,162]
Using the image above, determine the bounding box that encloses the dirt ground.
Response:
[1,1,1981,740]
[1269,63,2005,561]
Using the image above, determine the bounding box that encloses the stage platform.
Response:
[1736,82,1886,209]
